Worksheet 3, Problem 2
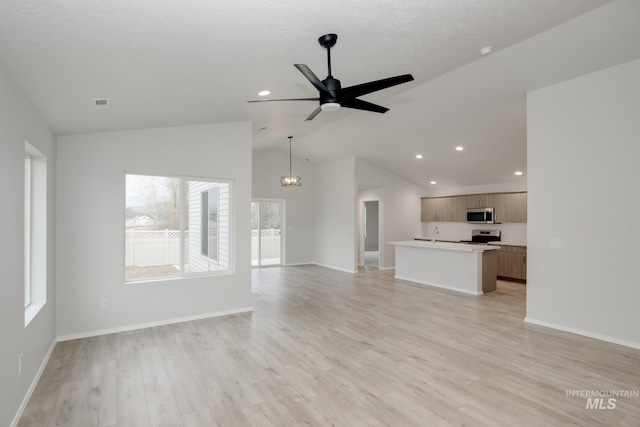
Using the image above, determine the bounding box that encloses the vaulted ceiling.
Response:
[1,0,639,188]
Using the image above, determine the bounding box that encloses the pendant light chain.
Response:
[289,136,293,176]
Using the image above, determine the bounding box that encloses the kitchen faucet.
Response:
[432,226,439,242]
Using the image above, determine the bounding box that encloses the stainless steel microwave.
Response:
[466,207,494,224]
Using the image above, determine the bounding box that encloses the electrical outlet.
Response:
[99,298,108,309]
[19,353,23,374]
[549,238,562,248]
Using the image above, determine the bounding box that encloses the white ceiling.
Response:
[1,0,639,189]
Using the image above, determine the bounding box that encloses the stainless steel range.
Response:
[461,229,501,245]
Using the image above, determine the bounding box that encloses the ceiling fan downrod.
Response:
[318,33,338,77]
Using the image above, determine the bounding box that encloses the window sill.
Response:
[25,302,45,327]
[124,269,235,285]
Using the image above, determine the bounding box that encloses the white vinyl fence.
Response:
[126,229,281,267]
[125,229,187,267]
[251,229,281,263]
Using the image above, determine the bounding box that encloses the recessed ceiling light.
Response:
[515,171,523,176]
[258,90,271,96]
[455,146,464,151]
[479,46,493,56]
[416,154,423,159]
[430,181,437,185]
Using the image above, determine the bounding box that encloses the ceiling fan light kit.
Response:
[248,33,414,121]
[320,102,341,112]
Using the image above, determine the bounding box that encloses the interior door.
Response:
[251,200,283,267]
[361,200,380,268]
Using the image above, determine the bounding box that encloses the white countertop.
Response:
[414,237,461,243]
[391,240,500,252]
[488,241,527,247]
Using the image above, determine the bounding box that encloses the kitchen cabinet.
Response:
[494,192,527,223]
[421,191,527,223]
[496,245,527,282]
[421,196,465,222]
[466,193,495,208]
[421,197,446,222]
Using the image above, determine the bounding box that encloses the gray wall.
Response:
[56,122,253,338]
[356,157,424,270]
[0,66,57,427]
[252,148,316,265]
[526,58,640,347]
[313,157,358,273]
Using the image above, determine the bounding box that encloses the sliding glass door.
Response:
[251,200,283,267]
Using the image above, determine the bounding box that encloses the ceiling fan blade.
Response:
[294,64,330,94]
[342,74,414,99]
[247,97,319,103]
[305,106,323,121]
[341,99,389,114]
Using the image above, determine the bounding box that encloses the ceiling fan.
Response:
[248,33,414,121]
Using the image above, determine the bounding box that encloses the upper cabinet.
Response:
[421,196,465,222]
[421,192,527,223]
[465,193,495,208]
[494,192,527,223]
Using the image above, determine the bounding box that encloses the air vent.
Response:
[92,98,110,110]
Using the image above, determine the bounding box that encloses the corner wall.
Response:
[356,157,424,269]
[526,58,640,347]
[313,156,357,273]
[252,148,315,265]
[56,122,253,338]
[0,66,57,427]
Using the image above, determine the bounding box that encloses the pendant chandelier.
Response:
[281,136,302,187]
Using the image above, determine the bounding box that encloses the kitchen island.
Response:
[390,240,500,295]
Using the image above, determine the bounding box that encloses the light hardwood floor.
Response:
[19,265,640,426]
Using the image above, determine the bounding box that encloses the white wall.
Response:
[252,148,315,265]
[56,122,253,338]
[420,222,527,244]
[0,66,57,427]
[313,156,357,273]
[356,157,424,269]
[526,58,640,348]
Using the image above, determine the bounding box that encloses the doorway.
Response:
[251,200,284,267]
[362,200,380,268]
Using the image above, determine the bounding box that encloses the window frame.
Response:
[24,141,47,327]
[124,173,235,283]
[24,155,32,308]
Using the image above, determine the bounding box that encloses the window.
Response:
[201,187,219,261]
[24,155,31,307]
[25,141,47,326]
[125,174,233,282]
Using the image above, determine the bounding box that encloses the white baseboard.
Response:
[259,262,359,274]
[310,262,357,274]
[379,266,395,271]
[11,338,57,427]
[524,317,640,350]
[394,275,482,296]
[57,307,253,342]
